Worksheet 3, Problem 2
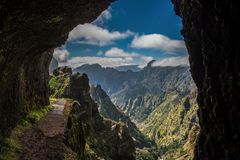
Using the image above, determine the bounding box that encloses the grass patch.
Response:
[49,75,70,98]
[50,97,58,104]
[63,99,74,119]
[0,105,52,160]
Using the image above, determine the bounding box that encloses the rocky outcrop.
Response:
[90,85,154,148]
[78,63,199,158]
[73,64,139,95]
[49,70,135,159]
[172,0,240,159]
[49,66,72,98]
[64,74,136,160]
[75,63,194,122]
[0,0,110,144]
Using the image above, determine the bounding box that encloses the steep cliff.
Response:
[74,63,194,122]
[49,68,136,160]
[172,0,240,159]
[139,90,199,159]
[0,0,111,145]
[80,64,199,159]
[90,85,154,148]
[74,64,138,95]
[112,65,194,123]
[49,66,72,98]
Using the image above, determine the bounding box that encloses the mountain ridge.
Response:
[73,62,199,159]
[90,84,155,148]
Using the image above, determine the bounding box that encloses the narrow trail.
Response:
[18,99,77,160]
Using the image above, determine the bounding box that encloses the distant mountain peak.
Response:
[81,63,102,68]
[146,60,156,67]
[114,65,141,72]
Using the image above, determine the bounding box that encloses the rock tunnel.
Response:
[0,0,240,159]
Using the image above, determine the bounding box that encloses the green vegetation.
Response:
[67,98,135,160]
[63,98,74,119]
[138,91,199,159]
[136,148,158,160]
[49,65,199,160]
[24,106,52,124]
[90,85,154,148]
[49,75,70,98]
[0,106,52,160]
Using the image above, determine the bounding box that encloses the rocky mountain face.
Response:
[75,63,199,159]
[112,64,195,123]
[114,65,142,72]
[74,64,138,95]
[74,62,194,122]
[90,85,154,148]
[139,90,199,159]
[50,67,136,160]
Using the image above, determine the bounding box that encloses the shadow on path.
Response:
[18,99,77,160]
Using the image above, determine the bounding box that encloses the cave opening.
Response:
[1,0,240,160]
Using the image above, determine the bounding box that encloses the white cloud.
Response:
[59,56,135,69]
[151,56,189,67]
[93,9,112,25]
[53,46,69,62]
[131,34,186,52]
[57,47,154,69]
[105,47,139,58]
[141,56,154,63]
[105,47,153,67]
[68,23,134,46]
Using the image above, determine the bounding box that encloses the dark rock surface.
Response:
[64,74,136,160]
[75,63,194,122]
[0,0,111,144]
[19,100,77,160]
[172,0,240,159]
[90,84,154,148]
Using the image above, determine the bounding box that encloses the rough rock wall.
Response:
[172,0,240,159]
[0,0,111,144]
[64,73,136,160]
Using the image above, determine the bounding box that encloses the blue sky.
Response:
[53,0,188,68]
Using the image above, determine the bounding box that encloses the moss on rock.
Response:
[62,74,136,160]
[0,105,51,160]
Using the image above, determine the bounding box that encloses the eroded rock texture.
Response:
[63,73,136,160]
[0,0,111,144]
[172,0,240,159]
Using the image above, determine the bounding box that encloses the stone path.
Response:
[18,99,77,160]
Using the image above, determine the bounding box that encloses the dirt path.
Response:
[18,99,77,160]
